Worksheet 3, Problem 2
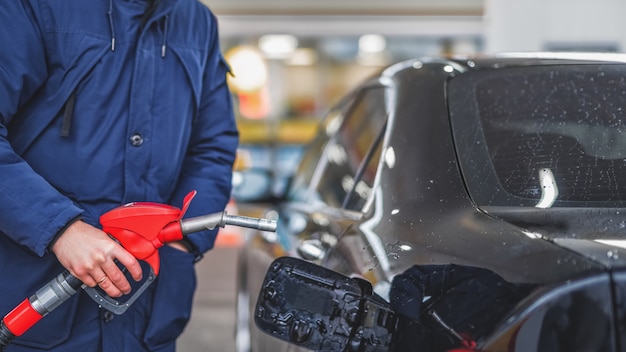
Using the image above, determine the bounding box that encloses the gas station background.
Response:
[178,1,626,350]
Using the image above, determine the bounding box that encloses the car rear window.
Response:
[448,63,626,207]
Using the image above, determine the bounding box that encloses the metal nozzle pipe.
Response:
[180,211,277,235]
[223,214,277,232]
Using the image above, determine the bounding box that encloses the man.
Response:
[0,0,238,351]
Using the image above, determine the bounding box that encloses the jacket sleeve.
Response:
[168,11,239,254]
[0,1,84,256]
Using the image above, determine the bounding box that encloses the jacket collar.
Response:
[108,0,177,57]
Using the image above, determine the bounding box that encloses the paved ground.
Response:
[177,245,241,352]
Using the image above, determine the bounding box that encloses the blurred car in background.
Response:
[233,53,626,352]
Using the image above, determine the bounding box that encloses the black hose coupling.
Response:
[0,321,15,352]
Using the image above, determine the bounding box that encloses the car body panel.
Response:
[481,273,616,351]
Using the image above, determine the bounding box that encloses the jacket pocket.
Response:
[143,245,197,350]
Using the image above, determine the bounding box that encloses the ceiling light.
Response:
[359,34,386,54]
[259,34,298,59]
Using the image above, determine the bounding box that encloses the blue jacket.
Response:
[0,0,238,350]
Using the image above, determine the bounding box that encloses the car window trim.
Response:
[341,119,388,210]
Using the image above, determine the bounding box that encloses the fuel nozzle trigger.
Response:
[83,267,156,315]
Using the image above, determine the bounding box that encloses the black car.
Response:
[234,53,626,352]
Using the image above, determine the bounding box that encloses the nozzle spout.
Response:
[223,214,277,232]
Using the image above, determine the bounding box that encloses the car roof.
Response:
[452,51,626,69]
[371,52,626,80]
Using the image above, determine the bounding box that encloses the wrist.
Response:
[167,240,190,252]
[172,238,204,262]
[48,216,83,252]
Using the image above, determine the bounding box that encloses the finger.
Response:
[101,260,132,295]
[71,270,98,288]
[96,275,108,285]
[92,266,123,297]
[90,268,109,287]
[95,273,124,298]
[112,247,143,282]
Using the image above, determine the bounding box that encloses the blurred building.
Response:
[201,0,624,184]
[484,0,626,53]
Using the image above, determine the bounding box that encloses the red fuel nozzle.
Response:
[99,191,196,274]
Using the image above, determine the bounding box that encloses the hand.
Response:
[51,220,143,298]
[167,240,190,253]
